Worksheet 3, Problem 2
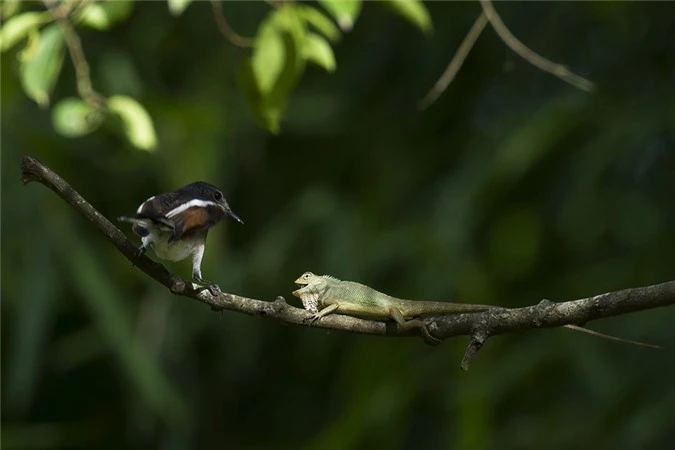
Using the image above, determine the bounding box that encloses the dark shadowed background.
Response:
[2,1,675,449]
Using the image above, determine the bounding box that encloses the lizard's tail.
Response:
[564,325,662,349]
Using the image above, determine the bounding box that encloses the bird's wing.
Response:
[167,207,217,241]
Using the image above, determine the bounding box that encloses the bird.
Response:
[119,181,243,295]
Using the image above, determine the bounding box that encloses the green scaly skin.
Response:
[292,272,662,349]
[292,272,494,345]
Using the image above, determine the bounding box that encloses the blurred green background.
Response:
[2,1,675,449]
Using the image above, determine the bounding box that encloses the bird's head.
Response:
[185,181,244,225]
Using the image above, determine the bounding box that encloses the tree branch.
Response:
[480,0,596,92]
[42,0,105,108]
[210,0,253,48]
[21,156,673,369]
[418,12,488,110]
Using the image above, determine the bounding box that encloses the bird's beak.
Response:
[222,205,244,224]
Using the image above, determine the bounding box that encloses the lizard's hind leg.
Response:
[389,307,442,346]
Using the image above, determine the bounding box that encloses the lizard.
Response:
[292,272,661,348]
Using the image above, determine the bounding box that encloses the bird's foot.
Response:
[194,276,221,296]
[132,246,146,266]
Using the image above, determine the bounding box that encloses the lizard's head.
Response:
[292,271,328,313]
[292,271,324,291]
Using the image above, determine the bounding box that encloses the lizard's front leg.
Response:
[389,307,442,346]
[306,303,339,325]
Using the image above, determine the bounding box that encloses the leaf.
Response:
[297,5,340,42]
[0,11,50,53]
[239,60,282,134]
[243,5,307,133]
[52,97,104,137]
[19,24,65,108]
[1,0,22,20]
[76,0,133,30]
[318,0,361,31]
[167,0,193,16]
[252,20,286,95]
[107,95,157,151]
[381,0,432,34]
[302,33,336,72]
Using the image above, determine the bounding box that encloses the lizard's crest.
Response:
[322,274,341,282]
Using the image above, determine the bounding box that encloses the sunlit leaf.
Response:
[1,0,22,20]
[167,0,193,16]
[318,0,361,31]
[108,95,157,151]
[243,5,307,133]
[19,24,64,108]
[252,20,286,95]
[381,0,432,34]
[297,5,340,42]
[52,97,104,137]
[0,11,50,53]
[303,33,336,72]
[76,0,133,30]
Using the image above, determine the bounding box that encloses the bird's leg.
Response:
[194,274,222,296]
[389,307,442,346]
[191,245,221,295]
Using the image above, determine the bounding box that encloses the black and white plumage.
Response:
[119,181,243,294]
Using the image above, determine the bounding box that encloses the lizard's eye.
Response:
[213,191,222,201]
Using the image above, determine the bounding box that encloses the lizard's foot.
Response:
[303,314,320,326]
[421,326,442,346]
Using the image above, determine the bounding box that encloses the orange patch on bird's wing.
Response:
[173,207,210,238]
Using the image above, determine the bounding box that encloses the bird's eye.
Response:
[214,191,222,201]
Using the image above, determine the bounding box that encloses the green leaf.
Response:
[303,33,336,72]
[108,95,157,151]
[318,0,361,31]
[297,5,340,42]
[52,97,104,137]
[19,24,64,108]
[1,0,22,20]
[0,11,50,53]
[239,60,282,134]
[167,0,193,16]
[252,20,286,95]
[243,5,307,133]
[381,0,432,34]
[76,0,133,30]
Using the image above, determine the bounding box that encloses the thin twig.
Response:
[210,0,253,48]
[419,12,488,110]
[480,0,596,92]
[21,156,672,369]
[42,0,105,108]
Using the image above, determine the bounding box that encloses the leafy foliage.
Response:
[1,0,431,138]
[2,2,675,450]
